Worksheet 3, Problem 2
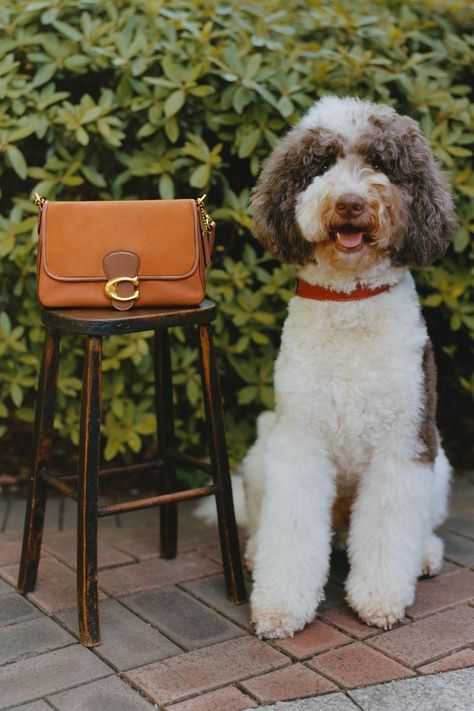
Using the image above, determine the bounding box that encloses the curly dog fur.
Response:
[242,96,456,638]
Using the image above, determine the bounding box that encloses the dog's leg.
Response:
[241,412,276,571]
[250,422,336,639]
[345,454,432,630]
[421,445,452,575]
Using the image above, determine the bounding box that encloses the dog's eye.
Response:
[319,158,335,175]
[371,158,385,172]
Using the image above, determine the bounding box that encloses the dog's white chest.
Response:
[274,275,427,476]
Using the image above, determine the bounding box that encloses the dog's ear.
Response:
[393,119,457,267]
[250,127,339,264]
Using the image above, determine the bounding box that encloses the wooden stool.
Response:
[17,300,246,646]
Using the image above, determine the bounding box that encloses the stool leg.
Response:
[17,328,59,594]
[198,324,247,604]
[154,328,177,559]
[77,336,102,647]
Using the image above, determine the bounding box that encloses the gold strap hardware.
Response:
[196,194,213,233]
[34,192,45,209]
[104,276,140,302]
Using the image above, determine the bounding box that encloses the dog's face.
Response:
[251,97,456,274]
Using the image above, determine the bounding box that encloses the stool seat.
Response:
[40,299,216,335]
[18,299,246,647]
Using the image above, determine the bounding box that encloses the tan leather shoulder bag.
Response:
[35,195,215,311]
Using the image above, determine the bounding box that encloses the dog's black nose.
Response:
[335,193,365,218]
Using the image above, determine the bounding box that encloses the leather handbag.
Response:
[34,194,215,311]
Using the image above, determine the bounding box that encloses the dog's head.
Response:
[251,97,456,274]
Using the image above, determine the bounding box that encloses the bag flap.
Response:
[40,199,200,282]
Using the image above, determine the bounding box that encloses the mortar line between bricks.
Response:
[234,681,263,705]
[0,639,78,669]
[112,596,189,656]
[300,657,364,692]
[443,526,474,541]
[315,614,382,645]
[442,557,465,568]
[234,676,342,707]
[54,598,188,672]
[174,578,253,632]
[96,567,226,597]
[2,671,115,711]
[357,633,422,674]
[412,644,473,673]
[364,624,474,669]
[440,528,474,544]
[42,542,142,571]
[122,656,293,708]
[22,587,114,621]
[301,634,421,683]
[230,683,262,707]
[107,671,161,709]
[342,689,366,710]
[405,598,474,623]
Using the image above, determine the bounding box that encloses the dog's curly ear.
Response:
[251,127,336,264]
[394,119,457,267]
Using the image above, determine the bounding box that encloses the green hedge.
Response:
[0,0,473,471]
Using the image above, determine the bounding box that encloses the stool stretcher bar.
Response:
[40,471,78,500]
[97,484,217,517]
[168,450,213,476]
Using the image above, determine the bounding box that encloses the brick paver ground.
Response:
[0,472,473,710]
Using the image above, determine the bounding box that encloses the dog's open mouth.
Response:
[329,225,374,253]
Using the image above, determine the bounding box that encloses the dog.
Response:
[240,96,457,639]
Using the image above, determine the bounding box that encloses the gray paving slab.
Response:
[47,675,156,710]
[56,598,181,670]
[349,667,474,711]
[0,578,13,596]
[443,530,474,567]
[243,693,359,710]
[443,512,474,540]
[122,585,245,650]
[0,615,75,665]
[179,574,252,630]
[0,645,112,709]
[8,701,52,711]
[0,593,41,628]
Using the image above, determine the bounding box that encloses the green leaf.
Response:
[10,383,23,407]
[31,63,56,88]
[238,386,257,404]
[159,173,174,199]
[238,129,261,158]
[277,96,294,117]
[6,145,28,179]
[453,227,469,253]
[164,90,185,117]
[190,163,210,188]
[164,117,179,142]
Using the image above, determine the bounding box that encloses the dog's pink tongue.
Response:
[337,232,363,248]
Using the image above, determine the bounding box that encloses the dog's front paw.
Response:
[346,575,412,630]
[421,534,444,577]
[252,609,309,639]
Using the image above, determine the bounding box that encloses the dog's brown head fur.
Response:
[251,98,457,270]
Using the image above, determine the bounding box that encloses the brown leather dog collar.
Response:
[296,279,392,302]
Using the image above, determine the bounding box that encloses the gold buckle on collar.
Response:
[104,276,139,302]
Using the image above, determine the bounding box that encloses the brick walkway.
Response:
[0,472,473,710]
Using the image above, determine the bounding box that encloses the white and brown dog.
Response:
[240,96,457,639]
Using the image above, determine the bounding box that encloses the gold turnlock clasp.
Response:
[104,276,140,302]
